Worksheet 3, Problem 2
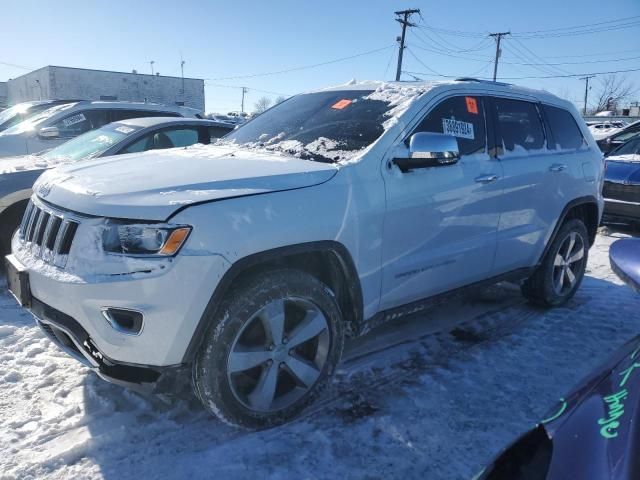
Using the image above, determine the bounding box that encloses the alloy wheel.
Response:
[552,231,586,296]
[226,297,331,413]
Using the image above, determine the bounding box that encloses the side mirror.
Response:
[393,132,460,173]
[38,127,60,139]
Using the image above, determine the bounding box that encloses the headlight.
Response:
[102,224,191,256]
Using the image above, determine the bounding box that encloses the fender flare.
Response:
[181,240,363,363]
[538,195,600,265]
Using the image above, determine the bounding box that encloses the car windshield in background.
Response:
[220,90,390,163]
[1,103,77,135]
[39,122,142,162]
[0,104,30,127]
[610,137,640,158]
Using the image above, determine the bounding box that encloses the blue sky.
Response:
[2,0,639,113]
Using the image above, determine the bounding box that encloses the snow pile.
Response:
[0,155,63,175]
[364,82,439,131]
[1,232,640,479]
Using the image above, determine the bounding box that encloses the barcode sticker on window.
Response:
[442,118,474,140]
[61,113,86,128]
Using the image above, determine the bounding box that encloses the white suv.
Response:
[7,80,604,429]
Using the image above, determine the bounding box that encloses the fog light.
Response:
[101,308,144,335]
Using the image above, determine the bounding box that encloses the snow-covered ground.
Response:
[1,230,639,479]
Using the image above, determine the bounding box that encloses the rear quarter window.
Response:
[543,105,585,150]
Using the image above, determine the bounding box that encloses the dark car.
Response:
[598,120,640,155]
[476,237,640,480]
[602,137,640,226]
[0,100,81,132]
[0,116,233,254]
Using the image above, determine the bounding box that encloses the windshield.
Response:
[1,103,77,135]
[0,104,30,127]
[610,137,640,158]
[39,122,142,162]
[219,90,392,163]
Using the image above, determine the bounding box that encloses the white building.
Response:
[4,66,204,111]
[0,82,7,109]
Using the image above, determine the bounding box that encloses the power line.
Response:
[516,14,640,35]
[203,45,394,81]
[403,66,640,80]
[0,61,34,71]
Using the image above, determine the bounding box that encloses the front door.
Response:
[380,95,503,310]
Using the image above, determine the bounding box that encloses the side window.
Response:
[412,96,486,156]
[543,105,585,150]
[493,98,545,152]
[52,110,110,137]
[163,128,199,147]
[119,128,199,154]
[209,126,232,141]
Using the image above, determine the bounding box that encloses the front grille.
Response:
[18,200,80,267]
[603,181,640,204]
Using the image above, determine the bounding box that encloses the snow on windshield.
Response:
[217,81,440,164]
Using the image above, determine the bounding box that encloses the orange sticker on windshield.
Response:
[465,97,478,114]
[331,99,352,110]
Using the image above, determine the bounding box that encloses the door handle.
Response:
[549,163,568,172]
[475,174,499,184]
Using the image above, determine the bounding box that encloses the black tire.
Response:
[0,201,28,257]
[193,269,344,429]
[521,218,589,307]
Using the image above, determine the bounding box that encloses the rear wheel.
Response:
[522,219,589,307]
[193,269,344,429]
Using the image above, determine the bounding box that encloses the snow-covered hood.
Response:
[34,145,339,220]
[0,132,30,157]
[0,154,54,174]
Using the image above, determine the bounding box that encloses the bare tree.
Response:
[274,95,287,104]
[592,74,637,113]
[254,96,272,114]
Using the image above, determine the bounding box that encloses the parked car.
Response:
[0,100,83,133]
[598,120,640,154]
[0,101,201,157]
[475,237,640,480]
[6,79,603,429]
[588,122,623,141]
[602,137,640,227]
[0,117,233,255]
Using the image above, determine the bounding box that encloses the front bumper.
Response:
[31,296,190,393]
[11,247,231,367]
[603,197,640,223]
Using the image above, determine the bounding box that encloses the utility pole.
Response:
[180,57,186,94]
[579,75,595,115]
[489,32,510,81]
[394,9,420,81]
[149,60,155,76]
[241,87,248,113]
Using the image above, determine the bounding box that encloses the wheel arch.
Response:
[182,240,364,363]
[539,195,600,265]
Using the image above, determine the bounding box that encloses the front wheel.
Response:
[193,269,344,429]
[522,219,589,307]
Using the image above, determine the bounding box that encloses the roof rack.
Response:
[455,77,511,86]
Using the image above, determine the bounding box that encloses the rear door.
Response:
[490,97,566,273]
